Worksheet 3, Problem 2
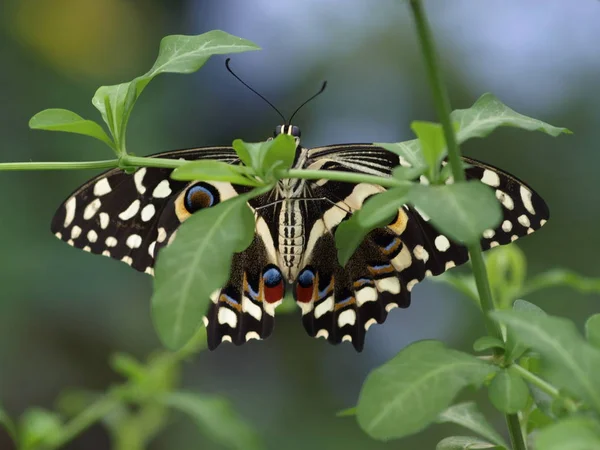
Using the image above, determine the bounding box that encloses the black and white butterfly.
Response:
[51,124,549,351]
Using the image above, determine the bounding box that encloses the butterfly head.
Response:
[274,124,301,139]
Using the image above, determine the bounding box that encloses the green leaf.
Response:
[451,93,571,143]
[0,405,17,444]
[29,109,115,150]
[376,140,426,169]
[436,436,501,450]
[521,269,600,297]
[356,340,497,440]
[407,181,502,244]
[92,31,259,149]
[110,352,146,382]
[504,300,546,361]
[485,245,527,310]
[411,121,446,181]
[233,134,296,177]
[334,186,411,266]
[162,391,263,450]
[171,160,261,186]
[586,314,600,349]
[392,165,427,181]
[436,402,508,447]
[18,408,62,450]
[491,311,600,412]
[473,336,505,353]
[488,368,530,414]
[337,407,357,417]
[525,407,554,433]
[152,194,256,350]
[534,417,600,450]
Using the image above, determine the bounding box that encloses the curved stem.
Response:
[408,1,526,449]
[286,169,410,188]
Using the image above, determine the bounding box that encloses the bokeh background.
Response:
[1,1,599,449]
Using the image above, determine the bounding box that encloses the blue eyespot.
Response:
[184,184,217,213]
[263,266,283,287]
[298,268,315,288]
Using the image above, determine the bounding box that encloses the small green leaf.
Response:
[376,140,426,169]
[534,417,600,450]
[504,300,546,361]
[436,402,508,447]
[411,121,446,181]
[451,93,571,143]
[488,368,530,414]
[162,391,263,450]
[261,134,296,174]
[436,436,501,450]
[18,408,62,450]
[586,314,600,349]
[407,181,502,244]
[0,405,17,444]
[152,194,256,350]
[335,186,410,266]
[29,109,115,150]
[337,407,357,417]
[392,165,426,181]
[93,31,259,150]
[485,245,527,310]
[171,160,260,186]
[110,352,146,382]
[521,269,600,297]
[356,340,497,441]
[491,311,600,412]
[473,336,505,353]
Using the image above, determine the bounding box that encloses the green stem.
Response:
[0,160,119,171]
[286,169,410,188]
[511,364,579,413]
[408,1,526,449]
[46,397,119,450]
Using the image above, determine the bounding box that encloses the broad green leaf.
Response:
[335,186,410,266]
[152,195,256,349]
[171,160,261,186]
[473,336,505,353]
[521,269,600,297]
[485,245,527,310]
[93,31,259,149]
[451,93,571,143]
[407,181,502,244]
[436,436,501,450]
[392,165,427,181]
[0,405,17,444]
[261,134,296,174]
[18,408,62,450]
[491,311,600,412]
[162,392,263,450]
[586,314,600,348]
[488,368,530,414]
[534,417,600,450]
[504,300,546,361]
[376,140,426,169]
[29,109,115,149]
[436,402,507,447]
[233,140,264,171]
[411,121,446,181]
[356,340,497,440]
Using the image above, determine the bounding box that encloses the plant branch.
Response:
[409,1,526,449]
[0,160,119,171]
[286,169,411,189]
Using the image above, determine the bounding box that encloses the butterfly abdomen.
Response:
[278,200,306,281]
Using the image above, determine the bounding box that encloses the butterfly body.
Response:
[52,125,549,351]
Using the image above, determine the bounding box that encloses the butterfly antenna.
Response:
[288,81,328,125]
[225,58,286,123]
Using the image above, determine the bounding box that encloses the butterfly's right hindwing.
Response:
[51,147,239,274]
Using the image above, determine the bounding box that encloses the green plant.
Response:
[1,2,599,449]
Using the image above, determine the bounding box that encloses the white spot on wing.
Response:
[126,234,142,249]
[64,197,76,227]
[481,169,500,187]
[218,308,237,328]
[434,235,451,252]
[495,190,515,210]
[141,204,156,222]
[489,241,500,248]
[119,199,141,221]
[242,296,262,321]
[314,296,334,319]
[157,227,167,243]
[105,237,118,247]
[316,329,329,339]
[364,318,377,330]
[99,212,110,230]
[502,220,513,232]
[518,215,531,227]
[152,179,172,198]
[375,277,401,295]
[87,230,98,243]
[483,229,495,239]
[356,287,377,306]
[148,241,156,257]
[520,186,536,215]
[407,279,418,291]
[245,331,260,341]
[134,168,147,194]
[121,256,133,265]
[338,310,356,328]
[70,226,82,239]
[83,199,102,220]
[413,245,429,262]
[93,178,112,196]
[445,261,456,270]
[385,303,398,312]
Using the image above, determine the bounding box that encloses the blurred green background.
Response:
[1,1,599,449]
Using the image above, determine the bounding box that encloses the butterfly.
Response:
[51,124,549,351]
